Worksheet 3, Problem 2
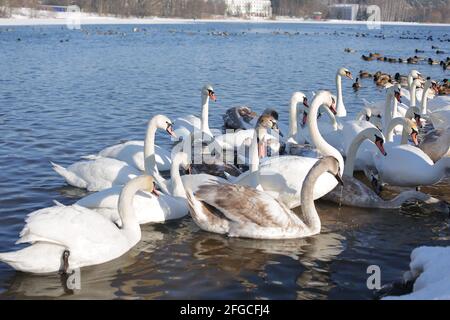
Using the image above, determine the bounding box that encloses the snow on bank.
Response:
[1,7,450,27]
[384,246,450,300]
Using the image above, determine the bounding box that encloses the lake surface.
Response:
[0,22,449,300]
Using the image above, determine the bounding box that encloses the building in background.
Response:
[328,4,359,20]
[225,0,272,17]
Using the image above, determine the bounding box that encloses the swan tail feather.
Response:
[50,161,87,189]
[185,188,229,235]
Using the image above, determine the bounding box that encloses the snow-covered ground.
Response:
[1,7,450,27]
[385,246,450,300]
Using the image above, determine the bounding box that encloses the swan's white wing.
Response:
[194,184,297,228]
[20,205,122,247]
[77,187,186,224]
[67,158,140,191]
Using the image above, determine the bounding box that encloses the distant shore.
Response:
[1,9,450,28]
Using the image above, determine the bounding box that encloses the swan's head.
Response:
[257,114,282,136]
[389,84,402,103]
[406,119,420,146]
[338,67,353,80]
[410,70,423,80]
[321,156,344,186]
[291,92,309,108]
[412,78,424,89]
[202,84,217,102]
[140,175,159,197]
[154,115,176,138]
[406,107,423,128]
[361,107,372,121]
[175,152,192,175]
[374,134,387,156]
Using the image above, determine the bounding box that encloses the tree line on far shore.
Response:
[1,0,449,23]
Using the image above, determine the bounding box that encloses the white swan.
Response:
[186,156,343,239]
[374,120,450,187]
[76,153,190,226]
[233,91,344,209]
[173,84,216,139]
[335,67,353,117]
[0,176,156,274]
[83,115,176,172]
[51,115,175,192]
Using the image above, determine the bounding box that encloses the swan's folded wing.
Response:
[17,205,122,250]
[194,184,294,228]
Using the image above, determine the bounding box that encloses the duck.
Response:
[51,116,175,192]
[173,84,217,139]
[186,156,343,240]
[76,152,191,226]
[428,58,440,65]
[352,78,361,90]
[0,176,156,274]
[82,115,175,172]
[359,70,372,79]
[222,106,258,130]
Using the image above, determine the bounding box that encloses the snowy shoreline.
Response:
[1,10,449,28]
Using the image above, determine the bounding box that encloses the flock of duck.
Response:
[0,68,449,275]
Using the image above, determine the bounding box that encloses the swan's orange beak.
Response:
[414,113,422,129]
[303,97,309,108]
[209,91,217,102]
[346,72,353,80]
[166,123,177,138]
[302,111,308,127]
[411,129,419,146]
[395,91,402,103]
[151,182,160,197]
[329,100,337,115]
[375,137,387,156]
[258,139,267,159]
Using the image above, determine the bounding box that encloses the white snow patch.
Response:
[384,246,450,300]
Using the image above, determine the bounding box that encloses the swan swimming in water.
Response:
[186,156,343,240]
[83,115,176,172]
[0,176,157,274]
[173,84,217,139]
[76,152,191,226]
[323,128,448,211]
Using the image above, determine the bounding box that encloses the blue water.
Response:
[0,22,449,299]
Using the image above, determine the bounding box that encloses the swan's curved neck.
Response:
[144,118,158,174]
[170,155,187,198]
[143,118,169,194]
[309,93,344,174]
[249,129,261,189]
[118,177,148,242]
[386,117,409,144]
[420,82,432,115]
[383,91,393,132]
[344,128,378,177]
[335,73,346,117]
[410,82,417,108]
[201,94,211,134]
[289,97,299,139]
[300,160,334,234]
